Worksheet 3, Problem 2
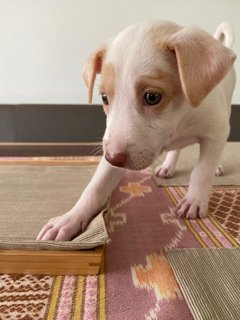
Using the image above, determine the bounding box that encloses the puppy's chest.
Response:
[163,117,202,151]
[164,135,199,151]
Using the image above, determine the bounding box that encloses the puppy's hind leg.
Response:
[155,150,180,178]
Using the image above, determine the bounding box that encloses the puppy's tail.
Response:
[214,22,235,48]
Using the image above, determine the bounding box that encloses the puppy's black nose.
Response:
[105,151,128,167]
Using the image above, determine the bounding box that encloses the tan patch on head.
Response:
[136,69,181,97]
[82,46,107,104]
[100,63,116,99]
[135,69,182,113]
[133,22,183,112]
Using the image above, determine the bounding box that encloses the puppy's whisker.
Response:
[91,143,103,156]
[92,149,103,156]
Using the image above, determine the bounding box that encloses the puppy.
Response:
[37,20,236,241]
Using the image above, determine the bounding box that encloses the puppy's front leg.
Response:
[176,139,226,219]
[37,158,125,241]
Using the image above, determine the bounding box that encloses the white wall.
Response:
[0,0,239,104]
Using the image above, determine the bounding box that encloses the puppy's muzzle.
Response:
[105,151,128,167]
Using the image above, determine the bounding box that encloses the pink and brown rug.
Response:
[0,169,239,320]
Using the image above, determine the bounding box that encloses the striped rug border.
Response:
[43,255,106,319]
[164,186,239,248]
[56,276,76,319]
[72,276,85,319]
[98,251,106,320]
[46,276,63,320]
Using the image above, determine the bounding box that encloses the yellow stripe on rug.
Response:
[163,187,178,205]
[184,220,208,248]
[99,252,106,320]
[46,276,63,320]
[72,276,85,320]
[197,219,222,248]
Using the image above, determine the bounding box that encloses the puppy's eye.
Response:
[101,93,109,105]
[144,92,162,106]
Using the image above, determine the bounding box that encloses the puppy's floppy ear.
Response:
[168,27,236,107]
[82,45,107,104]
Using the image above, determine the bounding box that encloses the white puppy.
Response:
[37,20,236,241]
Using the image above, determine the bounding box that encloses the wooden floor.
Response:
[0,155,101,165]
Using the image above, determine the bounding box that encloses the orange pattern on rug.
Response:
[120,182,152,197]
[131,253,182,301]
[0,169,239,320]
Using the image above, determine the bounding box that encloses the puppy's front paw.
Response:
[175,192,209,219]
[155,164,175,178]
[36,212,89,241]
[215,165,224,176]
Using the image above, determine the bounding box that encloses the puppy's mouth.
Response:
[126,152,155,170]
[104,147,156,171]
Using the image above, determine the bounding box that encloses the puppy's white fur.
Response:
[37,21,236,241]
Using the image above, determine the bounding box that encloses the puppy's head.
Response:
[83,21,236,170]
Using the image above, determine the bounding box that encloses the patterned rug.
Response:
[0,169,239,320]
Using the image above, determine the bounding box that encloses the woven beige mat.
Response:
[152,142,240,186]
[166,248,240,320]
[0,165,110,250]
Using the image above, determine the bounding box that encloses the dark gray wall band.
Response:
[0,105,106,143]
[0,104,239,142]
